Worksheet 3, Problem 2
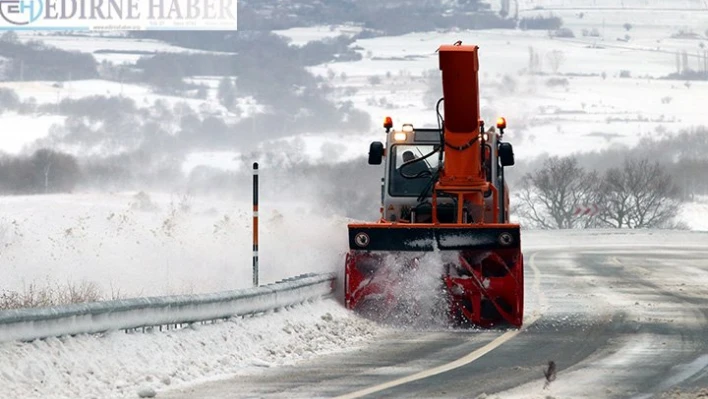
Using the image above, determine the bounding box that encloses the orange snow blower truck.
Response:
[345,43,523,328]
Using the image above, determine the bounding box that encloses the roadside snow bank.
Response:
[0,299,386,399]
[678,197,708,232]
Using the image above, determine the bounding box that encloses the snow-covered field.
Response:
[0,191,350,297]
[272,24,363,46]
[679,196,708,231]
[0,80,209,109]
[1,1,706,173]
[1,190,704,300]
[305,10,708,161]
[0,79,261,117]
[15,32,230,64]
[0,113,66,155]
[1,1,705,168]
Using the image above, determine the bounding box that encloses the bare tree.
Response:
[500,0,510,18]
[514,156,599,229]
[597,158,680,228]
[30,149,81,194]
[596,167,632,228]
[528,46,541,74]
[546,50,565,74]
[626,159,681,228]
[516,181,555,229]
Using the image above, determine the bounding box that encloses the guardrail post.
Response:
[253,162,259,287]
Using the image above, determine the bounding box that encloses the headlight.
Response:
[393,132,407,141]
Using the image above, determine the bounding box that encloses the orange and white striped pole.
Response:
[252,162,259,287]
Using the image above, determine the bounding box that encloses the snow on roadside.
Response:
[521,228,708,250]
[0,192,348,298]
[492,334,676,399]
[496,230,708,399]
[679,197,708,232]
[0,298,387,399]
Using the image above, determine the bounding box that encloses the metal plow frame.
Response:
[345,224,524,328]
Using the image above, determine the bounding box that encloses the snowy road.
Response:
[162,232,708,399]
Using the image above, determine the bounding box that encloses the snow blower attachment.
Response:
[345,44,523,328]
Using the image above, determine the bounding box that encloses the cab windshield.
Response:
[388,144,440,197]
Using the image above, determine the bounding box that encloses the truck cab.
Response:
[368,119,514,224]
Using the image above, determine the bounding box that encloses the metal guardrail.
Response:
[0,273,336,343]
